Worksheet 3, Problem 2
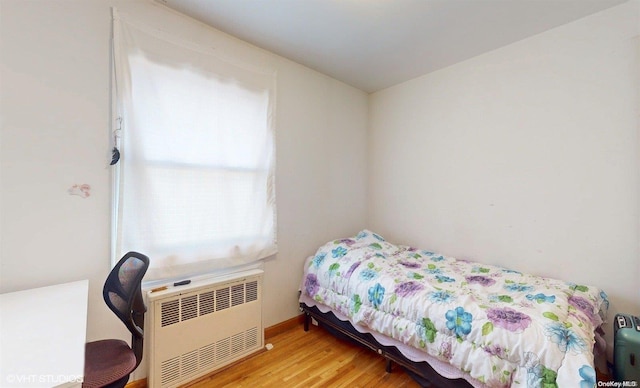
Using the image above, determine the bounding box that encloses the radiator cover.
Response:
[146,270,264,388]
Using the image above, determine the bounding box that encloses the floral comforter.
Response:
[300,230,608,388]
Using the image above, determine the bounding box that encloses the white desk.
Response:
[0,280,88,388]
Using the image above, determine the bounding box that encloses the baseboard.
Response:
[125,378,147,388]
[264,313,305,340]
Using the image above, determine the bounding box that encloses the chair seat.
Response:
[83,339,136,388]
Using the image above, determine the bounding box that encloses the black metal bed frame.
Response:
[300,303,473,388]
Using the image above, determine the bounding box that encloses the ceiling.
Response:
[160,0,628,93]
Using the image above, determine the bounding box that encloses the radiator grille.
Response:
[231,284,244,306]
[199,291,215,315]
[246,327,258,348]
[216,338,231,362]
[200,343,215,367]
[216,287,230,311]
[182,350,198,376]
[161,300,179,327]
[247,280,258,302]
[181,295,198,321]
[158,327,260,386]
[159,280,259,327]
[160,358,179,386]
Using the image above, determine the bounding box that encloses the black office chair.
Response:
[83,252,150,388]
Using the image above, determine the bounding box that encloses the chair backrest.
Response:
[103,251,150,368]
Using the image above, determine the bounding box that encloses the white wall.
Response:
[0,0,368,380]
[369,1,639,358]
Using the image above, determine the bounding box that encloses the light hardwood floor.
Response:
[184,322,420,388]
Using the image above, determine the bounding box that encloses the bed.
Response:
[299,230,608,387]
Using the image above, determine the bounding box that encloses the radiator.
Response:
[146,269,264,388]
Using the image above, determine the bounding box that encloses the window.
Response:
[112,9,277,281]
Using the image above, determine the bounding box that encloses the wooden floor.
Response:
[184,323,420,388]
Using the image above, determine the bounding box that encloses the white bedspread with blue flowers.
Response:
[300,230,608,388]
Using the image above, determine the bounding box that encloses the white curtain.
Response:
[112,8,277,281]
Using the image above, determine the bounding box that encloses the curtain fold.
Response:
[112,8,277,281]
